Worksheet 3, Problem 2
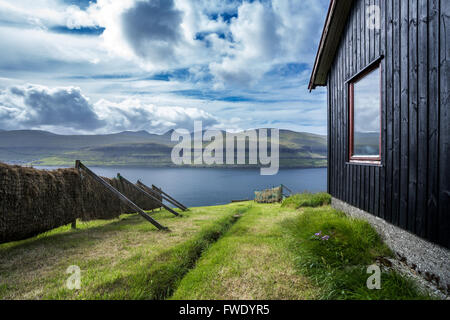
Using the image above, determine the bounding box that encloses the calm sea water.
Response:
[35,167,327,207]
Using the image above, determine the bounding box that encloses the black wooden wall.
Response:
[327,0,449,249]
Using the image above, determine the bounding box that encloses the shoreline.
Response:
[27,164,328,170]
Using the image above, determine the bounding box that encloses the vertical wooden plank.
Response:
[379,0,386,219]
[340,46,345,202]
[362,166,366,211]
[332,51,336,198]
[344,17,351,204]
[329,70,333,196]
[346,12,351,80]
[342,45,347,203]
[408,0,418,234]
[370,0,375,60]
[399,0,409,229]
[365,167,370,212]
[336,47,341,201]
[344,15,351,202]
[357,0,366,70]
[358,165,362,209]
[332,74,336,198]
[337,47,342,201]
[330,72,334,196]
[374,167,380,216]
[439,0,450,248]
[350,162,354,207]
[327,74,331,194]
[365,0,370,65]
[349,161,353,205]
[392,0,401,226]
[328,80,332,196]
[385,0,394,223]
[356,0,362,71]
[427,0,439,242]
[340,49,344,202]
[416,0,428,238]
[359,166,363,210]
[370,166,375,214]
[353,164,357,207]
[375,0,381,56]
[350,5,355,76]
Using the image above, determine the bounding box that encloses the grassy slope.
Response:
[0,198,432,300]
[171,204,318,300]
[172,196,431,300]
[0,205,241,299]
[283,206,431,299]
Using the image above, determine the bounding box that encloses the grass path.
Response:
[0,197,433,300]
[171,204,318,300]
[0,204,242,299]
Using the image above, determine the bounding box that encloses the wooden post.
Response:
[138,180,188,212]
[117,174,181,217]
[75,160,169,231]
[150,184,188,211]
[281,184,293,194]
[71,220,77,229]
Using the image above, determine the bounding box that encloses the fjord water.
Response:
[36,167,327,207]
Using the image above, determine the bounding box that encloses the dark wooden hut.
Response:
[309,0,449,251]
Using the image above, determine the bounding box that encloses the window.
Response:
[348,62,381,163]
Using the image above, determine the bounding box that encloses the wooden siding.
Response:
[327,0,449,248]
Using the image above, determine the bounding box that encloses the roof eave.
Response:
[308,0,355,91]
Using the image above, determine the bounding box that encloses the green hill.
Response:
[0,129,327,168]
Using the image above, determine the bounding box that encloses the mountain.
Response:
[0,129,327,168]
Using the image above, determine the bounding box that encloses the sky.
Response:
[0,0,329,135]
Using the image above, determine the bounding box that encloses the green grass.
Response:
[0,204,244,299]
[282,192,331,209]
[171,204,318,300]
[0,198,433,300]
[86,208,244,300]
[282,206,433,300]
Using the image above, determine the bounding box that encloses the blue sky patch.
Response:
[50,26,104,36]
[62,0,96,10]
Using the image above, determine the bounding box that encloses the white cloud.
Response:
[30,0,326,85]
[0,0,330,135]
[0,84,219,134]
[0,84,104,131]
[94,97,219,134]
[209,1,282,87]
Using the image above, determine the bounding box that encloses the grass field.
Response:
[0,205,242,299]
[0,195,433,300]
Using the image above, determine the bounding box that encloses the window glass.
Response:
[351,66,381,158]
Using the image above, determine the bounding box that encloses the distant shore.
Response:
[27,163,327,170]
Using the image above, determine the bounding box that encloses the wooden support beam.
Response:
[281,184,293,194]
[137,181,187,211]
[75,160,168,231]
[151,184,188,211]
[118,175,181,217]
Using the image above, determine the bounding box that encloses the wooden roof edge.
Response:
[308,0,354,91]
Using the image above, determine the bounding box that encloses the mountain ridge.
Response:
[0,129,327,168]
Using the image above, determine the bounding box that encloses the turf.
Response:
[171,204,318,300]
[0,199,434,300]
[0,205,243,299]
[281,192,331,209]
[282,206,433,300]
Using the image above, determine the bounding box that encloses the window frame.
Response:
[348,59,383,164]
